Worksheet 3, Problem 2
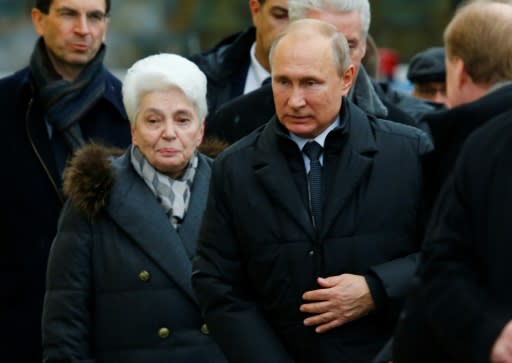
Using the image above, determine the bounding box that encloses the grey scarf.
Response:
[130,146,198,229]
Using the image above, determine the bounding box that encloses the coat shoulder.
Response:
[373,118,433,155]
[63,144,125,219]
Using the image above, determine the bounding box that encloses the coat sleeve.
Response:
[192,156,293,363]
[42,201,95,363]
[367,130,432,316]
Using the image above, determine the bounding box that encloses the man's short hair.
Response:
[288,0,371,38]
[269,18,352,77]
[407,47,446,83]
[444,1,512,84]
[34,0,111,15]
[122,54,208,125]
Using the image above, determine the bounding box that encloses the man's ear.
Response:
[341,64,356,95]
[31,8,45,36]
[249,0,262,23]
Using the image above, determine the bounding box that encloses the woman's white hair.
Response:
[122,53,208,125]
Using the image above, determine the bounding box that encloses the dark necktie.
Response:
[262,77,271,86]
[303,141,323,228]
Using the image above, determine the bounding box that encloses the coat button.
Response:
[158,327,170,339]
[308,250,315,256]
[138,270,151,282]
[200,323,210,335]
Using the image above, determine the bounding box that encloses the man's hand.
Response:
[300,273,375,333]
[491,321,512,363]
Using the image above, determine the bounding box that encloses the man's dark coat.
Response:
[0,68,130,362]
[394,109,512,363]
[193,99,432,363]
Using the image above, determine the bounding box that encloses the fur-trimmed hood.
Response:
[63,144,124,219]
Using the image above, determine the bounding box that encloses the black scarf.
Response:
[29,37,107,152]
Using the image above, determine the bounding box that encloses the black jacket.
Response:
[193,99,432,363]
[0,67,131,363]
[394,109,512,363]
[420,82,512,213]
[189,27,255,116]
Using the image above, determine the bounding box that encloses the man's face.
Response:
[306,9,366,73]
[250,0,289,71]
[32,0,108,80]
[445,55,463,109]
[272,32,354,138]
[412,81,447,105]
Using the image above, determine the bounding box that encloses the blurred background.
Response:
[0,0,464,83]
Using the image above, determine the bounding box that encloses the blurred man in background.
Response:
[407,46,447,107]
[190,0,288,117]
[0,0,130,362]
[394,2,512,361]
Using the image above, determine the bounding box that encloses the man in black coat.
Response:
[204,0,430,145]
[393,2,512,362]
[193,19,431,363]
[189,0,288,116]
[0,1,130,362]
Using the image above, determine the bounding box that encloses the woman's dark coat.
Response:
[42,145,225,363]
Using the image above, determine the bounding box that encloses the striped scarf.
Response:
[29,37,107,152]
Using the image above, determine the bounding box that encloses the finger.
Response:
[300,300,330,314]
[315,319,344,333]
[303,311,334,327]
[302,288,332,301]
[317,275,341,287]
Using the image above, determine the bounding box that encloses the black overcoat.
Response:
[193,100,432,363]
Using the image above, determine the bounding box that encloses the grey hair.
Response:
[269,18,352,76]
[122,53,208,126]
[288,0,371,38]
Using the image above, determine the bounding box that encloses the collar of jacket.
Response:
[191,27,256,81]
[424,82,512,148]
[349,65,388,119]
[263,98,378,158]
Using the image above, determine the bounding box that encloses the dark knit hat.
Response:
[407,47,446,83]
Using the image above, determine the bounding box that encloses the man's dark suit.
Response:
[193,99,432,363]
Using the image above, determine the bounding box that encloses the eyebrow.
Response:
[55,6,106,16]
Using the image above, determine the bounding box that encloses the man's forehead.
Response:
[305,9,363,35]
[50,0,106,11]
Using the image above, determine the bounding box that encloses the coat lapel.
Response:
[253,119,316,239]
[177,154,211,258]
[320,104,378,239]
[25,93,64,203]
[106,153,197,303]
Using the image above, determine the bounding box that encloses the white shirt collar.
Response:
[243,42,271,94]
[289,116,340,151]
[289,117,340,172]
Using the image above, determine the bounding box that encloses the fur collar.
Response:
[63,137,226,219]
[63,143,124,219]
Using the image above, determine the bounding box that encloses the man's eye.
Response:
[88,12,106,22]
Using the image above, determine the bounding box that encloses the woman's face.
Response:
[131,88,204,179]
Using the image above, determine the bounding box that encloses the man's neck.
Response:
[254,43,270,72]
[46,51,84,82]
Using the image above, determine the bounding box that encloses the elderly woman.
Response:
[41,54,226,363]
